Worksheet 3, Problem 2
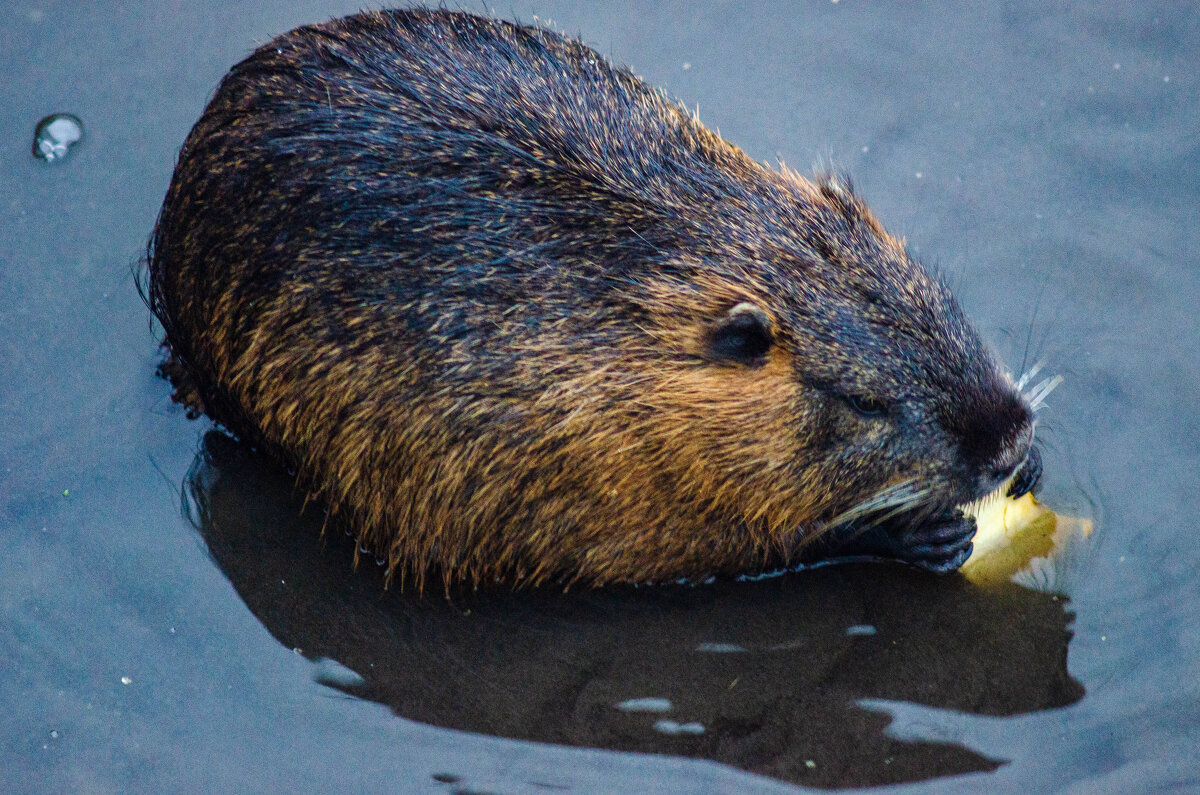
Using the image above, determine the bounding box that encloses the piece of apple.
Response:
[960,488,1092,586]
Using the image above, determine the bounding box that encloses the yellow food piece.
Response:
[959,488,1092,586]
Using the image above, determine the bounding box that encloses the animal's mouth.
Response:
[954,445,1042,515]
[1005,446,1042,499]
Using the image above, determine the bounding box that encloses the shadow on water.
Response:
[186,430,1082,789]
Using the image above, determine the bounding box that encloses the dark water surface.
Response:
[3,2,1197,792]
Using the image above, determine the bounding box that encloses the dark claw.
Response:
[901,511,976,573]
[809,509,976,574]
[921,515,977,545]
[1007,445,1043,498]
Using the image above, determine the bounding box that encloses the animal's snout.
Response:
[985,420,1036,491]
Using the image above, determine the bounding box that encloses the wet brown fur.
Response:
[148,9,1035,591]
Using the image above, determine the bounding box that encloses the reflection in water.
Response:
[185,431,1083,789]
[616,698,673,713]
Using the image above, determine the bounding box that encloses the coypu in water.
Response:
[147,8,1041,590]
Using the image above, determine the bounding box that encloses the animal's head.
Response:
[594,172,1037,542]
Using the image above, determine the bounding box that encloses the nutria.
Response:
[148,8,1042,591]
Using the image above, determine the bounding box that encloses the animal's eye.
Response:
[708,304,772,365]
[846,394,888,418]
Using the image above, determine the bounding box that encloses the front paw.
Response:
[898,511,976,573]
[810,510,976,573]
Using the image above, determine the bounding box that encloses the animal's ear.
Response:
[707,302,773,366]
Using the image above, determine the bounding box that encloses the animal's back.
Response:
[154,9,759,420]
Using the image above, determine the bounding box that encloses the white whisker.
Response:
[1026,374,1064,413]
[1016,360,1044,391]
[824,479,930,529]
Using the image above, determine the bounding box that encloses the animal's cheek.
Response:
[804,402,884,452]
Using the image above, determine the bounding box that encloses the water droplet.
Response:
[32,113,84,162]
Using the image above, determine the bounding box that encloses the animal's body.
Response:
[148,9,1039,590]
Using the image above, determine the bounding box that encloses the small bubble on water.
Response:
[32,113,84,162]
